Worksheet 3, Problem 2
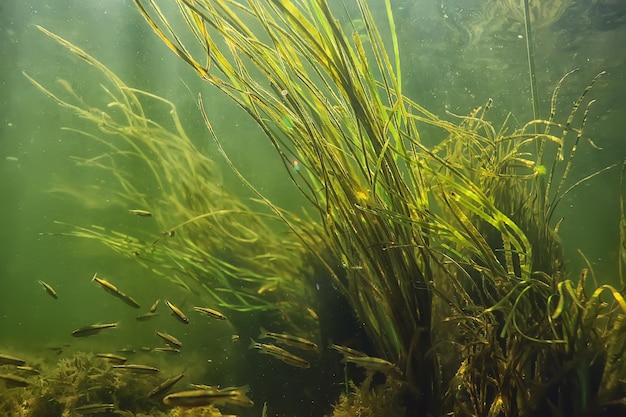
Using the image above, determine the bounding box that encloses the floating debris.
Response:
[37,280,59,299]
[165,300,189,324]
[71,323,117,337]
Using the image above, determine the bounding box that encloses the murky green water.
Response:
[1,1,625,416]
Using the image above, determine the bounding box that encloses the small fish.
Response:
[92,273,140,309]
[163,385,253,408]
[193,306,227,320]
[136,312,159,321]
[329,344,367,357]
[148,373,184,398]
[16,366,40,375]
[38,280,59,299]
[46,346,66,355]
[231,334,240,343]
[96,353,127,364]
[0,353,26,366]
[156,331,182,348]
[277,355,312,369]
[0,374,30,388]
[74,404,116,414]
[165,300,189,324]
[150,299,160,313]
[189,384,213,390]
[249,339,310,368]
[128,209,152,217]
[117,348,136,354]
[258,327,318,351]
[154,347,181,354]
[71,323,117,337]
[344,355,403,378]
[116,291,141,309]
[112,364,160,374]
[92,273,119,295]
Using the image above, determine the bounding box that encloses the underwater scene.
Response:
[1,1,626,416]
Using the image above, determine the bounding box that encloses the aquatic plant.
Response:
[23,0,626,416]
[24,27,320,338]
[127,0,625,415]
[0,351,253,416]
[326,373,406,417]
[0,352,170,416]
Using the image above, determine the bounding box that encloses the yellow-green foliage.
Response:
[23,0,626,416]
[25,26,319,334]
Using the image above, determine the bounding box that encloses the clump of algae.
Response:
[0,351,226,417]
[327,373,407,417]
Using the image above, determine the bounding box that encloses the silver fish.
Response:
[128,209,152,217]
[156,331,182,348]
[148,373,184,398]
[163,385,253,408]
[136,312,159,321]
[74,404,116,414]
[71,323,117,337]
[249,339,310,368]
[38,280,59,299]
[96,353,127,365]
[258,327,318,351]
[0,374,30,388]
[165,300,189,324]
[193,306,227,320]
[112,364,160,374]
[0,353,26,366]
